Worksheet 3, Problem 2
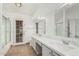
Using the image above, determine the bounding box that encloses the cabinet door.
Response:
[30,37,34,47]
[31,37,36,51]
[42,45,52,56]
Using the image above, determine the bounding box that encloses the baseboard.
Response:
[11,42,30,46]
[0,42,11,56]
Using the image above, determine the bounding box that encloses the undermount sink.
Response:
[48,40,75,52]
[61,40,77,48]
[38,36,76,52]
[59,43,75,51]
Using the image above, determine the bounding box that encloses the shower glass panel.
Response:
[1,16,11,47]
[6,18,11,43]
[1,16,6,47]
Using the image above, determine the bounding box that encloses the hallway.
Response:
[5,44,36,56]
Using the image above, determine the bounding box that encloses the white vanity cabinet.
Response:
[42,45,53,56]
[31,36,63,56]
[31,37,36,51]
[31,37,42,54]
[42,44,63,56]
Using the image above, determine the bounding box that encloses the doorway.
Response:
[16,20,23,43]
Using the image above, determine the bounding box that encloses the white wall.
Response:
[2,11,35,44]
[45,13,56,37]
[33,10,56,38]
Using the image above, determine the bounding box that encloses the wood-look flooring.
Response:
[5,44,36,56]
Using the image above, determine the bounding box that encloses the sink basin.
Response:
[38,36,76,53]
[48,40,75,52]
[58,43,75,51]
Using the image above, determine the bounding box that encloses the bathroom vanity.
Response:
[30,34,79,56]
[30,4,79,56]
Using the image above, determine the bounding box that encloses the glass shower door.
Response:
[6,18,11,44]
[1,16,11,48]
[1,16,6,47]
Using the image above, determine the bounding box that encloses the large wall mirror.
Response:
[36,19,46,35]
[67,19,79,38]
[55,3,79,39]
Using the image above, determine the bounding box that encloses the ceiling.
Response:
[2,3,64,16]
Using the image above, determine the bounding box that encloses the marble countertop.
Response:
[32,34,79,56]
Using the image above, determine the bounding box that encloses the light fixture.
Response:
[15,3,22,7]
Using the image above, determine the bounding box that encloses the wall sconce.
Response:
[15,3,22,7]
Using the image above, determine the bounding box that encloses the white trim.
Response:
[0,42,11,56]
